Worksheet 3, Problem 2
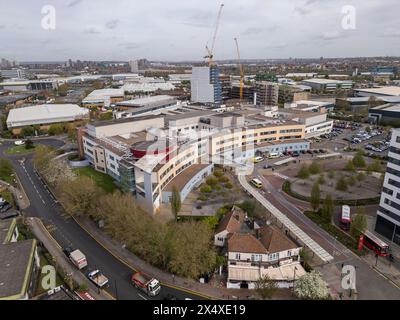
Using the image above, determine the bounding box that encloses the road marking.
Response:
[138,293,148,300]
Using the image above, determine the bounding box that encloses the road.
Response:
[0,139,201,300]
[245,161,400,299]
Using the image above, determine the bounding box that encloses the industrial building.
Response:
[81,88,125,109]
[0,69,27,79]
[190,66,222,104]
[301,78,354,92]
[354,86,400,98]
[0,80,57,92]
[113,95,178,119]
[368,104,400,125]
[285,100,335,113]
[6,104,90,134]
[375,128,400,245]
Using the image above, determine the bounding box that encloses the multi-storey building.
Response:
[78,108,311,214]
[191,66,222,104]
[255,81,279,106]
[375,128,400,245]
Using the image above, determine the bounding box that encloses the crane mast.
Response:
[204,3,224,66]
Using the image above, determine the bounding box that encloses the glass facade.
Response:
[210,66,222,105]
[118,160,136,193]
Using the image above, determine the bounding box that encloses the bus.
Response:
[339,205,351,231]
[360,230,390,257]
[250,178,263,189]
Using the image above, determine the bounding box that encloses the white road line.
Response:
[137,293,148,300]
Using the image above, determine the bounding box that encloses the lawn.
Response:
[4,145,36,155]
[73,166,117,193]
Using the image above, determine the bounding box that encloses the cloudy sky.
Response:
[0,0,399,61]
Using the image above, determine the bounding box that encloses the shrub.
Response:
[213,170,224,178]
[218,175,229,183]
[206,177,218,187]
[309,161,321,175]
[225,182,233,189]
[336,176,348,191]
[298,165,310,180]
[200,185,212,193]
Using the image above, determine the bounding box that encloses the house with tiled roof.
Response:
[214,206,246,247]
[226,224,305,289]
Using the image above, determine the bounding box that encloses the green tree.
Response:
[298,165,310,180]
[0,158,13,183]
[170,185,181,219]
[345,160,355,171]
[321,194,334,223]
[309,161,321,175]
[255,275,278,300]
[200,185,212,193]
[213,170,224,178]
[336,176,348,192]
[352,150,366,168]
[356,171,366,182]
[367,159,382,172]
[25,139,34,150]
[310,182,321,211]
[206,176,218,187]
[350,208,368,239]
[48,124,65,136]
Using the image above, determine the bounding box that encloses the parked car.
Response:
[0,210,19,220]
[0,202,12,213]
[14,140,25,146]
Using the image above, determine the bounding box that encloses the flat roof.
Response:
[303,78,353,84]
[7,104,89,127]
[163,164,211,192]
[0,239,37,299]
[117,95,175,106]
[0,219,16,244]
[355,86,400,96]
[82,88,124,102]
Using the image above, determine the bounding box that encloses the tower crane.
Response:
[234,37,244,100]
[204,3,224,66]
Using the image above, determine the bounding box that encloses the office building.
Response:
[129,60,139,73]
[368,104,400,125]
[301,79,353,92]
[375,128,400,245]
[190,66,222,104]
[255,81,279,106]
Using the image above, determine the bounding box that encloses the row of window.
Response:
[233,250,293,262]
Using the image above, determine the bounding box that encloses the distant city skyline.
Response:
[1,0,400,61]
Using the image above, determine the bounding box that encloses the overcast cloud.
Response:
[0,0,399,61]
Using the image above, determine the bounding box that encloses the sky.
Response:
[0,0,399,61]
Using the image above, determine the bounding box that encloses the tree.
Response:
[0,158,13,182]
[347,175,356,187]
[48,124,65,136]
[294,271,330,300]
[321,194,334,223]
[367,159,382,172]
[350,208,367,239]
[255,275,278,300]
[60,176,104,216]
[298,165,310,180]
[200,185,212,193]
[344,160,355,171]
[25,138,34,149]
[206,176,218,187]
[309,161,321,175]
[57,83,70,96]
[33,145,55,171]
[213,170,224,178]
[352,150,366,168]
[310,182,321,211]
[170,185,181,219]
[328,170,335,179]
[318,174,325,185]
[356,171,366,182]
[336,176,348,192]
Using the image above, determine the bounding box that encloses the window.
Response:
[235,253,241,260]
[287,250,292,257]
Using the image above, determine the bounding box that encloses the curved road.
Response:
[0,138,202,300]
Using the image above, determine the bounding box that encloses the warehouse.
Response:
[354,86,400,98]
[368,104,400,125]
[301,79,354,92]
[6,104,89,134]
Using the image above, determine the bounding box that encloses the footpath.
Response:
[27,217,112,300]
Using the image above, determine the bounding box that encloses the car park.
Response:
[0,210,19,220]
